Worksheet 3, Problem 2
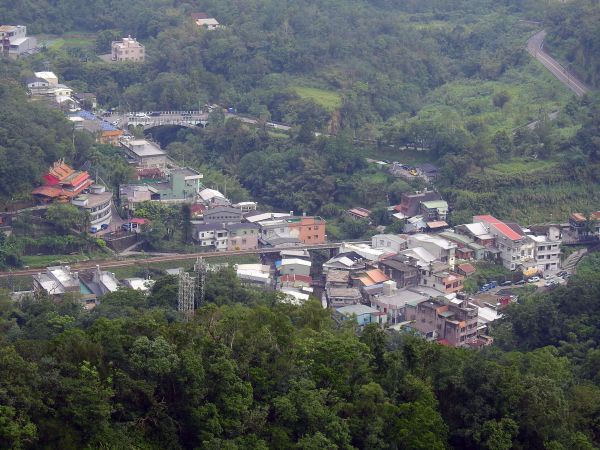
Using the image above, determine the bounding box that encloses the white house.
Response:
[279,258,311,277]
[194,223,228,250]
[407,233,457,269]
[371,234,407,253]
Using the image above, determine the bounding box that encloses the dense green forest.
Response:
[2,256,600,449]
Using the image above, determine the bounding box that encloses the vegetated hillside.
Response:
[545,0,600,88]
[0,80,75,198]
[6,0,548,133]
[437,92,600,224]
[2,260,600,449]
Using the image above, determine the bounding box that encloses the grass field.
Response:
[418,59,572,136]
[38,32,96,50]
[290,86,343,112]
[487,157,558,175]
[21,252,107,268]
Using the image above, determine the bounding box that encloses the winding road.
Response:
[526,30,589,97]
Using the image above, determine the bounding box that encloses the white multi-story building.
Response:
[407,233,457,269]
[194,223,229,250]
[527,226,562,274]
[71,185,113,228]
[371,234,408,253]
[473,215,534,270]
[0,25,36,57]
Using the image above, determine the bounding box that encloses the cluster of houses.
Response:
[349,190,450,233]
[32,264,154,309]
[315,209,564,347]
[235,248,315,302]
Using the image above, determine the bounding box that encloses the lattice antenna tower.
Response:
[177,271,195,319]
[194,257,207,308]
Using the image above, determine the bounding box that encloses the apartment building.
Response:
[194,223,229,250]
[71,185,113,228]
[0,25,36,57]
[111,36,145,62]
[407,233,457,268]
[121,139,168,169]
[528,226,562,274]
[371,234,408,253]
[473,215,534,270]
[420,200,448,221]
[419,263,465,294]
[405,297,478,347]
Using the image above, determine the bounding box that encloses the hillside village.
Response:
[0,19,595,350]
[3,0,600,447]
[1,63,598,350]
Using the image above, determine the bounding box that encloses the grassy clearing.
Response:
[267,131,290,139]
[38,33,95,50]
[487,158,558,175]
[290,86,343,112]
[418,59,572,136]
[21,253,106,268]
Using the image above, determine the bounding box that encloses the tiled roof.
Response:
[280,274,312,283]
[365,269,389,283]
[458,263,476,274]
[474,215,523,241]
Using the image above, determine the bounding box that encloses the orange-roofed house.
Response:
[32,160,94,202]
[569,212,600,237]
[473,215,534,270]
[355,268,390,287]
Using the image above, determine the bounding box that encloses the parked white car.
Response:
[528,276,540,283]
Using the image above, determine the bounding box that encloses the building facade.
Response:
[287,216,326,244]
[111,36,145,62]
[473,215,534,270]
[71,185,113,228]
[226,223,259,251]
[405,297,478,346]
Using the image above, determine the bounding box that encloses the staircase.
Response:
[563,248,588,274]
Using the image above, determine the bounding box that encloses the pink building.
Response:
[226,223,259,251]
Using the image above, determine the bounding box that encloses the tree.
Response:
[492,91,511,108]
[46,203,88,234]
[181,204,192,244]
[492,130,513,158]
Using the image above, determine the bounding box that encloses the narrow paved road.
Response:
[527,30,589,97]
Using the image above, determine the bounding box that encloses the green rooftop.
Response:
[421,200,449,210]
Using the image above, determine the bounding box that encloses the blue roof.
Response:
[77,110,96,120]
[100,121,117,131]
[70,110,118,131]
